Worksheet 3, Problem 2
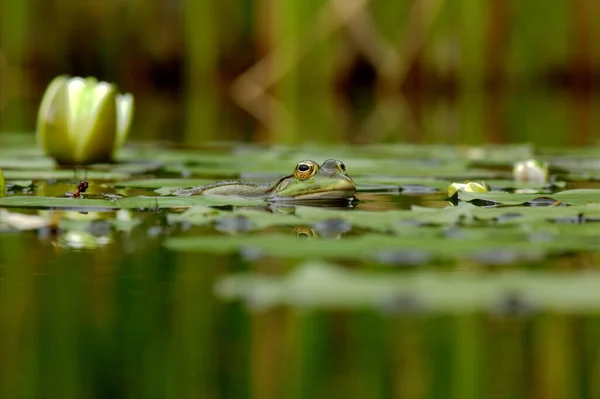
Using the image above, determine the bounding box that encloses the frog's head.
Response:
[268,159,356,202]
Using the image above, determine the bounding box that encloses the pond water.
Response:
[1,134,600,399]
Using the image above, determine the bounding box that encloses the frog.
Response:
[172,159,355,202]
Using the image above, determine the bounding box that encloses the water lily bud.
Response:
[448,181,489,197]
[36,75,134,165]
[0,167,6,197]
[513,159,548,183]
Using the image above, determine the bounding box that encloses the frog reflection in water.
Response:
[173,159,355,202]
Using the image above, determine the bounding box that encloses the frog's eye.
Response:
[337,161,346,174]
[294,161,318,180]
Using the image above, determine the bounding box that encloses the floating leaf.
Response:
[458,189,600,206]
[6,180,34,188]
[110,178,213,189]
[484,179,566,191]
[0,156,55,170]
[2,169,130,181]
[0,195,116,210]
[216,262,600,311]
[0,193,265,210]
[164,230,598,262]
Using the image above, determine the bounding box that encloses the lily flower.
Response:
[447,181,489,197]
[513,159,549,183]
[36,75,134,165]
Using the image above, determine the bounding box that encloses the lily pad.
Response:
[216,262,600,312]
[484,179,566,191]
[6,180,34,188]
[457,189,600,206]
[0,196,116,210]
[110,178,213,189]
[353,176,449,190]
[164,230,598,263]
[0,156,56,170]
[0,194,265,210]
[2,169,131,181]
[164,201,600,235]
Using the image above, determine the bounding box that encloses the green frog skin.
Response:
[172,159,356,202]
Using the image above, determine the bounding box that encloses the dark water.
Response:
[2,183,600,399]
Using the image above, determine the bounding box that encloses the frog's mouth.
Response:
[268,191,355,203]
[268,174,356,202]
[268,184,355,202]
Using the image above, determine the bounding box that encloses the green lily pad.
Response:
[353,176,449,190]
[6,180,34,188]
[457,189,600,206]
[483,179,566,191]
[164,201,600,234]
[2,169,131,181]
[88,161,162,175]
[166,205,441,232]
[538,146,600,157]
[0,156,56,170]
[164,229,598,262]
[0,194,265,210]
[0,196,116,210]
[168,206,307,230]
[110,178,213,189]
[216,262,600,312]
[445,203,600,225]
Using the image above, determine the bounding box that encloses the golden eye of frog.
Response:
[172,159,355,202]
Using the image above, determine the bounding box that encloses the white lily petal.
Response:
[447,183,466,197]
[448,181,489,197]
[66,77,88,148]
[513,159,549,183]
[464,182,489,193]
[114,93,134,153]
[36,75,69,154]
[73,81,117,164]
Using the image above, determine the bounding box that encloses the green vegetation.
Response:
[1,1,598,145]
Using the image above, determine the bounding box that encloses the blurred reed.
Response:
[0,0,598,145]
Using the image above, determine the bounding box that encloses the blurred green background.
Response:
[1,0,598,145]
